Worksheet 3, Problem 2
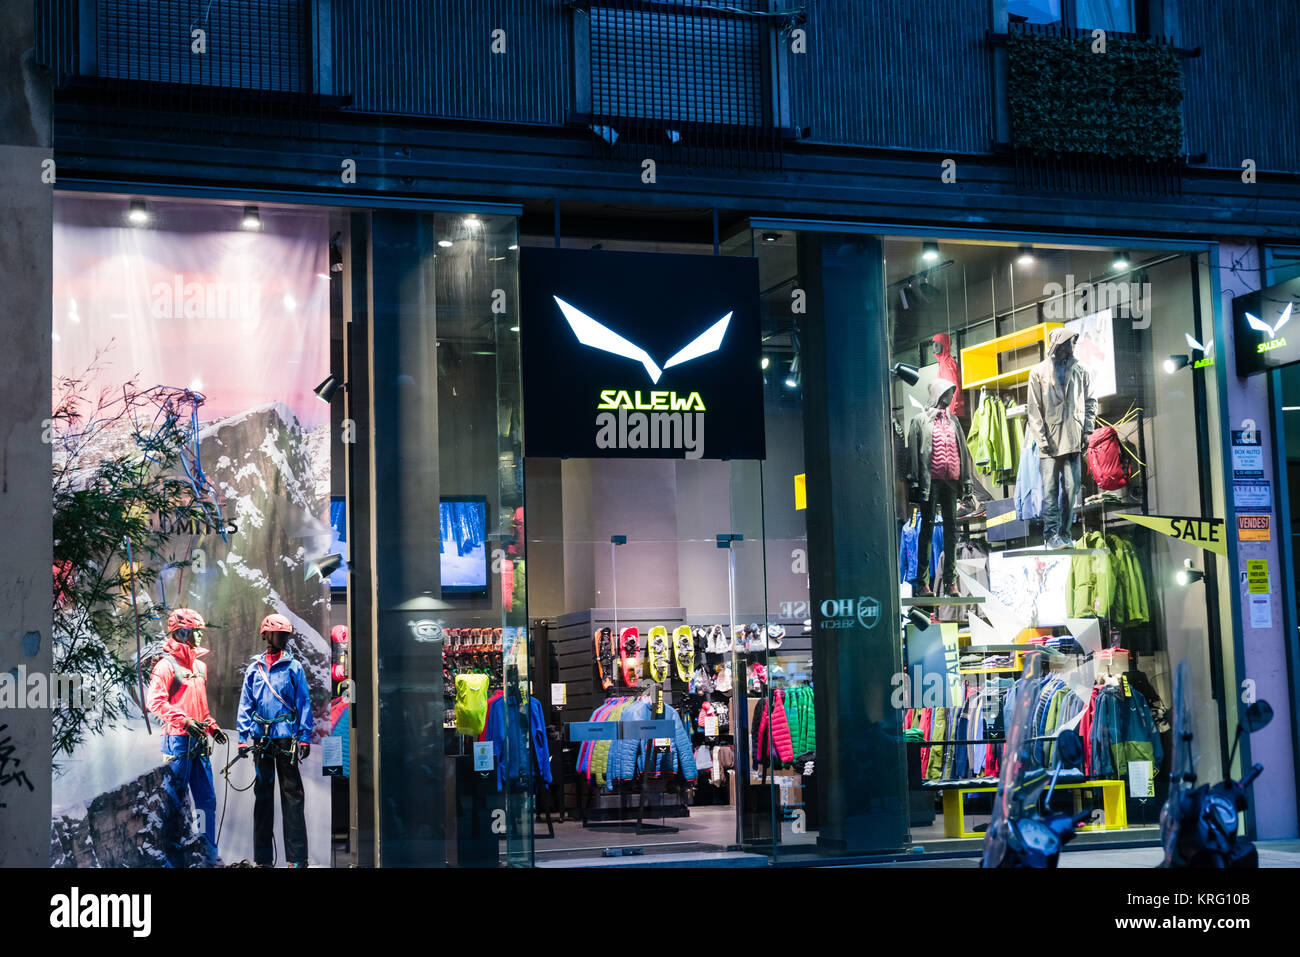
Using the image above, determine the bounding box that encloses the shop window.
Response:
[1009,0,1141,34]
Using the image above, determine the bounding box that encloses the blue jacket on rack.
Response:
[1015,436,1044,520]
[605,700,697,786]
[482,693,552,792]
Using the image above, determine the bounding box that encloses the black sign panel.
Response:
[520,247,764,459]
[1234,277,1300,377]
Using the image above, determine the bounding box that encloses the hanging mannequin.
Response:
[930,333,966,417]
[1027,329,1097,549]
[906,379,973,597]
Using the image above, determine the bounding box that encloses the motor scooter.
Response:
[1160,659,1272,868]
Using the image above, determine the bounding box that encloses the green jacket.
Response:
[784,686,816,758]
[1106,534,1149,625]
[1067,531,1117,618]
[967,393,1015,477]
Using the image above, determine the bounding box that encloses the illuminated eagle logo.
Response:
[553,296,732,384]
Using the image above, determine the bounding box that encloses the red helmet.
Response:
[167,608,206,633]
[259,614,293,634]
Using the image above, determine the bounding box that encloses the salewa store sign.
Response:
[1234,278,1300,376]
[520,248,763,459]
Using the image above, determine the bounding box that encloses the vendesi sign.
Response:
[520,247,764,459]
[1233,278,1300,376]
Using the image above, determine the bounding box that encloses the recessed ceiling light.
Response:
[922,242,940,263]
[241,206,261,230]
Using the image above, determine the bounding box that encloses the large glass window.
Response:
[732,228,1226,861]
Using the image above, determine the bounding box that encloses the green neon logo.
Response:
[597,390,707,412]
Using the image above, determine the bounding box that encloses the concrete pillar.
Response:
[0,3,53,867]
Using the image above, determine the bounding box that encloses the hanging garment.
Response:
[784,686,817,758]
[899,509,922,583]
[1090,682,1163,779]
[967,391,1014,476]
[1015,434,1045,520]
[754,689,795,768]
[931,333,967,417]
[1106,534,1150,625]
[1067,531,1118,618]
[925,705,948,780]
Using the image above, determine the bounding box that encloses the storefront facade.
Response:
[38,188,1295,867]
[9,0,1300,869]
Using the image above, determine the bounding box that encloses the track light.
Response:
[907,607,932,630]
[784,355,800,389]
[241,206,261,230]
[760,356,770,370]
[891,362,920,386]
[922,242,940,263]
[329,231,344,273]
[1164,354,1190,374]
[1175,559,1204,587]
[1112,250,1130,271]
[762,232,781,243]
[1016,245,1035,266]
[314,375,346,403]
[128,200,149,226]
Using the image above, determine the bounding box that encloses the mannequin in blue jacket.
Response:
[237,613,314,867]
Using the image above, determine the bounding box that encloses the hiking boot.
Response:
[911,581,935,598]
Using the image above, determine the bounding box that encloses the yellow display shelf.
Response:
[960,321,1063,390]
[940,779,1127,838]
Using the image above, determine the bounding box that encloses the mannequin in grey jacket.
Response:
[1026,329,1097,548]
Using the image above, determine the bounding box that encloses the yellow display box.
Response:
[960,322,1063,390]
[939,778,1127,838]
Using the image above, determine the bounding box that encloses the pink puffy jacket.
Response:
[756,688,795,766]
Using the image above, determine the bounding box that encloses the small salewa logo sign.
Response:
[1186,333,1215,368]
[1246,302,1291,354]
[150,274,261,321]
[50,887,152,937]
[1042,275,1150,325]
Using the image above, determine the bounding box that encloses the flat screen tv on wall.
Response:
[440,496,490,598]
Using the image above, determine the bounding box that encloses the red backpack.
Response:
[1086,426,1127,490]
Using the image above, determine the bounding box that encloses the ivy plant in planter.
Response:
[1007,29,1185,162]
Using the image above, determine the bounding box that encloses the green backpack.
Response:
[455,673,490,737]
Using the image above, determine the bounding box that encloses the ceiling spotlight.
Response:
[762,232,781,243]
[784,355,800,389]
[1164,354,1190,374]
[438,239,453,248]
[508,244,520,251]
[128,200,149,226]
[891,362,920,386]
[509,325,520,333]
[241,206,261,230]
[314,374,345,403]
[922,242,940,263]
[761,356,770,370]
[1016,245,1034,266]
[1111,250,1131,271]
[1175,559,1204,587]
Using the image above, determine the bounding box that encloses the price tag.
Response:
[704,716,719,737]
[320,735,343,774]
[551,682,567,705]
[1127,759,1154,798]
[473,741,495,772]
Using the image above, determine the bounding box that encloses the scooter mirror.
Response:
[1243,700,1274,733]
[1055,729,1084,768]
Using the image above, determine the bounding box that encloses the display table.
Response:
[935,778,1127,839]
